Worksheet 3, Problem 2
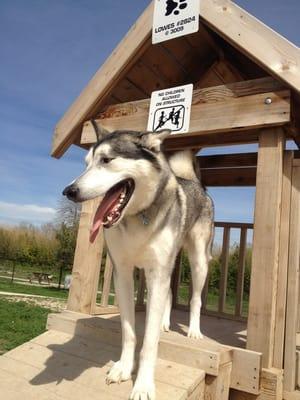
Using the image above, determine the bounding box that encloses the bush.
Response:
[180,244,252,295]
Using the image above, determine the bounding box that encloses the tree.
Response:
[54,197,81,288]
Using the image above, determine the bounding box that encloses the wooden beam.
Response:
[247,128,285,368]
[205,362,232,400]
[199,152,257,169]
[284,164,300,391]
[51,2,153,158]
[194,59,244,89]
[67,199,103,314]
[218,227,230,313]
[230,368,283,400]
[201,167,256,187]
[273,151,293,369]
[200,0,300,94]
[81,78,290,147]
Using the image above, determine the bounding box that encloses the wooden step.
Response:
[47,310,232,375]
[0,330,205,400]
[47,310,261,395]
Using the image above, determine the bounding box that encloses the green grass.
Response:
[178,284,249,316]
[0,278,68,299]
[0,298,52,354]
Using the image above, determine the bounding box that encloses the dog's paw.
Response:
[161,320,170,332]
[187,327,203,340]
[106,361,133,385]
[129,381,156,400]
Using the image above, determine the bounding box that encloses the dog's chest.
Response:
[104,220,174,269]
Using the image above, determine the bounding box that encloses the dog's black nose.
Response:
[62,185,79,200]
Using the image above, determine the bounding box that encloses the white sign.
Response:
[152,0,200,44]
[147,84,193,134]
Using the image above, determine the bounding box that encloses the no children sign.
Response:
[152,0,200,44]
[147,84,193,134]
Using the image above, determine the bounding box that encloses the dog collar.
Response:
[140,212,149,226]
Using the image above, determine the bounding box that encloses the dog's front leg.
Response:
[130,266,172,400]
[106,264,136,384]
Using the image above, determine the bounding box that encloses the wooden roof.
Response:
[52,0,300,158]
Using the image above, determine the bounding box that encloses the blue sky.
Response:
[0,0,299,227]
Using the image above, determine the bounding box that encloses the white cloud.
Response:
[0,201,55,225]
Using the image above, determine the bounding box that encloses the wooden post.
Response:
[100,255,113,307]
[247,128,284,368]
[273,151,293,369]
[235,228,247,318]
[205,362,232,400]
[67,199,104,314]
[284,162,300,391]
[171,251,183,308]
[218,227,230,313]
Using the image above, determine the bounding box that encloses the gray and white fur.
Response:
[63,129,214,400]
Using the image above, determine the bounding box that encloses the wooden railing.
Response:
[95,221,253,321]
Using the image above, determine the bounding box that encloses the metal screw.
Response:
[265,97,272,105]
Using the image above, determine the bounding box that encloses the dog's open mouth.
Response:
[90,179,135,243]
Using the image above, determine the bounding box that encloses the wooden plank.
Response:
[93,306,119,315]
[205,362,232,400]
[0,367,68,400]
[172,252,183,307]
[199,153,257,169]
[296,351,300,390]
[67,199,104,314]
[30,331,207,398]
[284,165,300,391]
[195,59,244,89]
[100,255,113,307]
[2,341,194,400]
[47,310,261,395]
[200,0,300,94]
[226,345,260,395]
[247,129,284,368]
[230,368,283,400]
[273,151,293,369]
[219,227,230,313]
[51,2,153,158]
[284,391,300,400]
[162,129,259,151]
[235,228,247,318]
[202,167,256,187]
[136,269,146,307]
[215,222,254,230]
[80,77,290,146]
[158,339,231,377]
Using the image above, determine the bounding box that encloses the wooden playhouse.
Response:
[1,1,300,399]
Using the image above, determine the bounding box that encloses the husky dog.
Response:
[63,127,214,400]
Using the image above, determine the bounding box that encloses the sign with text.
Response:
[147,84,193,134]
[152,0,200,44]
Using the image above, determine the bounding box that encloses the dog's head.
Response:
[63,128,171,241]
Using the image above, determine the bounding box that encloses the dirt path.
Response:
[0,292,67,312]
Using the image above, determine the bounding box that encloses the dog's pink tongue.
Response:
[89,186,124,243]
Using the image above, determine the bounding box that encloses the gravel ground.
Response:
[0,293,67,312]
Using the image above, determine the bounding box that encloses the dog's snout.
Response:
[62,184,79,200]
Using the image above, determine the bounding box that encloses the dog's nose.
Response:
[62,185,79,200]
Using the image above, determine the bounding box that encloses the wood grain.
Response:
[247,128,284,368]
[80,78,290,146]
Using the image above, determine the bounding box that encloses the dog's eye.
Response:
[100,157,113,164]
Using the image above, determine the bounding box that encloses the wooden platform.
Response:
[0,310,262,399]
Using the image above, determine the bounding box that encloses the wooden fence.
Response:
[94,221,253,321]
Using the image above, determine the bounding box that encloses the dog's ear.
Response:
[140,130,172,152]
[90,120,110,143]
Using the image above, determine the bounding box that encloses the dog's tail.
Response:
[168,150,202,183]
